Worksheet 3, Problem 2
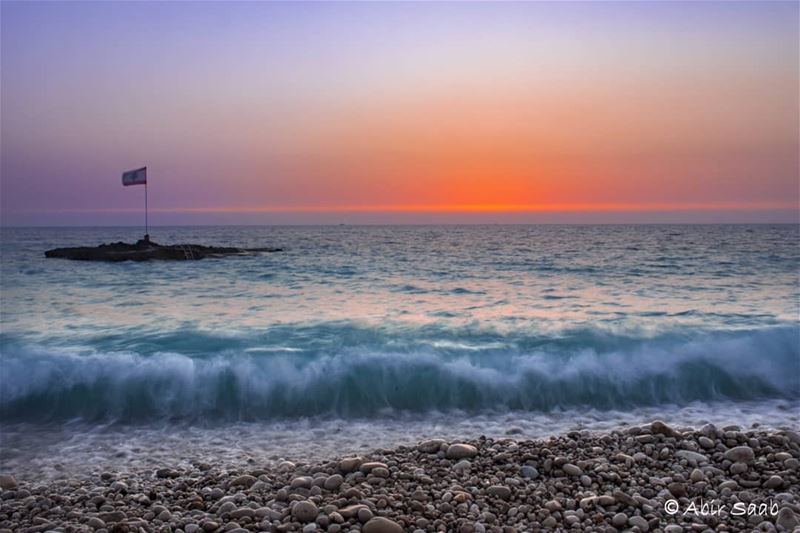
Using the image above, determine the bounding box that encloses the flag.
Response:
[122,166,147,186]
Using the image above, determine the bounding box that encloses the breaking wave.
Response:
[1,325,797,422]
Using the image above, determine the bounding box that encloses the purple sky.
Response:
[2,1,798,226]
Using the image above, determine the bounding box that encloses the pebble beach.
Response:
[2,421,799,533]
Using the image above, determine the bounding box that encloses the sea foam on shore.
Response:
[1,400,798,482]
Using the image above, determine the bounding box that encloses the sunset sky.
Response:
[1,1,798,225]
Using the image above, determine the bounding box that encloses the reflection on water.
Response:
[2,224,797,339]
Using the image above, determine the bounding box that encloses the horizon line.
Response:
[6,201,798,215]
[3,220,799,229]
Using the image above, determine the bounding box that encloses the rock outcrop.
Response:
[45,238,281,261]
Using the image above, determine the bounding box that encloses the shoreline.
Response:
[2,399,799,483]
[2,421,799,532]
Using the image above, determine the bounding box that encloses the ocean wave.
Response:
[0,325,797,422]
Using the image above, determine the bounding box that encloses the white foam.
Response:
[2,399,797,481]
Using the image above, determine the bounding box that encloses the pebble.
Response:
[651,420,681,438]
[0,474,19,490]
[562,463,582,476]
[541,516,557,528]
[362,517,404,533]
[155,468,180,479]
[628,515,649,531]
[229,474,256,488]
[359,461,388,474]
[597,495,615,506]
[291,500,319,523]
[452,459,471,472]
[580,496,597,509]
[97,511,125,523]
[613,490,637,507]
[724,446,755,464]
[109,481,127,492]
[339,504,368,519]
[323,474,343,490]
[730,461,748,474]
[338,457,363,473]
[486,485,511,500]
[417,439,446,453]
[229,507,254,519]
[370,466,390,478]
[200,520,219,531]
[545,499,562,512]
[218,501,236,514]
[357,507,374,523]
[446,443,478,459]
[675,450,708,464]
[698,436,715,449]
[86,517,105,529]
[290,476,313,489]
[776,507,799,530]
[668,482,686,498]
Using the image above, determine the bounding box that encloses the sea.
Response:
[1,224,798,478]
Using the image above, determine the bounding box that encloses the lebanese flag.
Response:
[122,166,147,186]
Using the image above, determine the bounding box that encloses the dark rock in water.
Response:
[45,239,282,262]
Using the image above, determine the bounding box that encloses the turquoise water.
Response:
[1,224,798,423]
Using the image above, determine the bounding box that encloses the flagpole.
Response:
[145,181,149,239]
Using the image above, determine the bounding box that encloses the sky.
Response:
[1,1,798,226]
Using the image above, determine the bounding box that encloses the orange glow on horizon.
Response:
[38,201,798,215]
